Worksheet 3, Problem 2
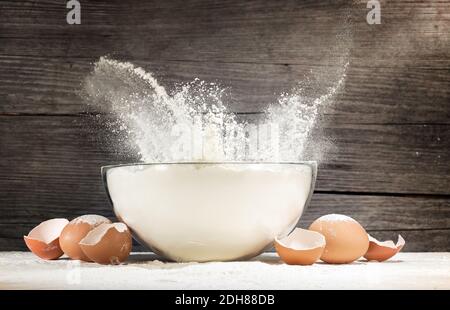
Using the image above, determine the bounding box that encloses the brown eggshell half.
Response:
[364,235,405,262]
[59,215,111,261]
[275,228,326,265]
[24,218,69,260]
[80,223,132,265]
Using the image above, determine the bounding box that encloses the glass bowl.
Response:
[102,162,317,262]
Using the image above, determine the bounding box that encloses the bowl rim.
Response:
[101,161,317,189]
[101,161,317,171]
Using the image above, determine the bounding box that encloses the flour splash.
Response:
[84,57,347,163]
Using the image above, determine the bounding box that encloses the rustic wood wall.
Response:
[1,0,449,251]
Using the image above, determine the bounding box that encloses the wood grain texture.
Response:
[0,116,448,193]
[1,114,449,251]
[0,0,448,67]
[2,224,448,252]
[303,194,450,231]
[3,190,449,229]
[1,56,449,123]
[0,0,449,251]
[3,191,450,251]
[2,115,450,194]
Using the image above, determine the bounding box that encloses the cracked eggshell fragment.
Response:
[24,218,69,260]
[364,235,405,262]
[275,228,326,265]
[59,215,112,261]
[79,222,132,265]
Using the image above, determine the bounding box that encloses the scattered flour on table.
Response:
[1,252,449,289]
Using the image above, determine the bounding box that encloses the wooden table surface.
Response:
[1,252,449,290]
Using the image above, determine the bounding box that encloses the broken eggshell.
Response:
[24,218,69,260]
[364,234,405,262]
[59,214,112,261]
[275,228,326,265]
[79,222,132,265]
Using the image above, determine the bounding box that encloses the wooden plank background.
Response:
[0,0,449,251]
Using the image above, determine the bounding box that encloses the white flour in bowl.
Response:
[105,163,314,262]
